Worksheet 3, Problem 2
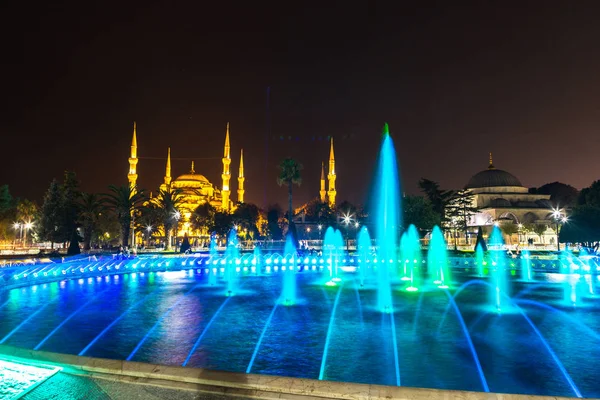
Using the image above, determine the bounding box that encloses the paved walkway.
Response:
[23,372,249,400]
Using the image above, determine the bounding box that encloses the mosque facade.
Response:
[461,154,558,246]
[126,122,337,244]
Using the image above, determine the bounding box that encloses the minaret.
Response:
[237,149,245,203]
[319,162,326,202]
[221,123,231,210]
[327,137,336,206]
[163,147,172,187]
[128,121,138,191]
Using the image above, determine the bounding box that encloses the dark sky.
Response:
[2,1,600,208]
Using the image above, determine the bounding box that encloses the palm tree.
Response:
[78,192,104,250]
[152,188,187,251]
[103,185,147,248]
[277,158,303,227]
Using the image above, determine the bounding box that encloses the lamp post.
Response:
[551,208,568,252]
[146,225,152,249]
[13,222,20,249]
[342,213,353,251]
[173,211,181,251]
[24,221,33,247]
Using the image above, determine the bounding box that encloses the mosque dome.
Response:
[465,154,523,189]
[174,173,210,184]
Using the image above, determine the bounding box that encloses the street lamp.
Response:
[551,208,568,252]
[24,221,33,247]
[342,213,354,250]
[13,223,20,248]
[146,225,152,248]
[173,211,181,250]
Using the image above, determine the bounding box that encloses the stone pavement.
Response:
[22,372,251,400]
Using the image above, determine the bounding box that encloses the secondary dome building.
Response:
[463,154,556,246]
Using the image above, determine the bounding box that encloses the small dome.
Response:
[466,168,523,189]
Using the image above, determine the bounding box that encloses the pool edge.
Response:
[0,344,587,400]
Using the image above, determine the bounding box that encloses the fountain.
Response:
[357,226,371,286]
[488,226,508,311]
[475,243,485,277]
[428,225,449,288]
[3,122,600,398]
[521,249,532,282]
[373,123,401,312]
[323,227,344,283]
[252,245,262,273]
[281,233,297,305]
[208,234,218,286]
[224,228,240,296]
[401,225,421,291]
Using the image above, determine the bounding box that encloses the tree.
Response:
[16,199,38,245]
[578,180,600,208]
[445,189,477,246]
[151,188,186,251]
[530,182,578,208]
[191,202,216,234]
[61,171,81,246]
[402,196,441,232]
[474,226,487,251]
[39,180,64,248]
[232,203,260,238]
[499,222,519,244]
[277,158,302,225]
[559,205,600,248]
[305,199,336,229]
[0,185,13,215]
[532,224,548,243]
[212,211,233,237]
[419,178,454,224]
[266,204,283,240]
[0,185,16,242]
[67,228,81,256]
[96,212,121,247]
[104,185,146,248]
[180,233,191,253]
[78,193,104,250]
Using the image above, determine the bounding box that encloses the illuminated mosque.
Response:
[463,154,556,245]
[126,122,337,242]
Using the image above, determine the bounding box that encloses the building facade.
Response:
[461,154,558,246]
[127,122,243,242]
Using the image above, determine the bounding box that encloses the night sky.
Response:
[2,2,600,208]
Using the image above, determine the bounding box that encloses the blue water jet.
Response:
[224,228,240,295]
[281,233,297,305]
[428,225,449,288]
[443,291,489,392]
[208,234,218,286]
[475,243,485,277]
[521,249,532,282]
[357,226,372,286]
[401,225,421,290]
[373,123,401,312]
[488,226,508,311]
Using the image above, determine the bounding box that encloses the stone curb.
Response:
[0,345,586,400]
